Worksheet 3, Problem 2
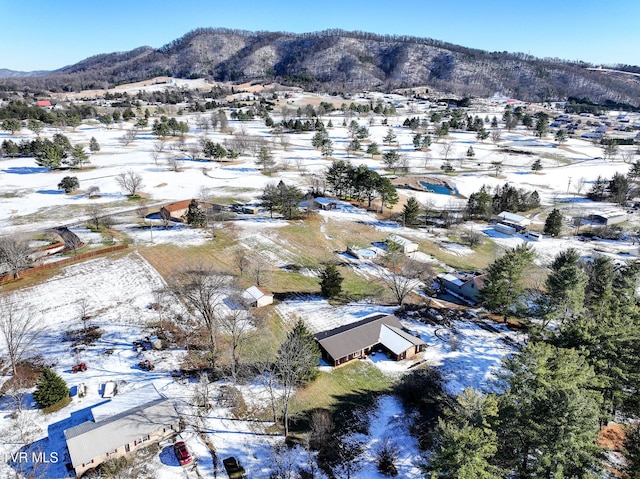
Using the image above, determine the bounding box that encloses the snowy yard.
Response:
[1,84,639,477]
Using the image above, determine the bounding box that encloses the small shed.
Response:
[242,286,274,308]
[241,205,259,214]
[313,197,338,210]
[386,234,419,253]
[524,231,542,241]
[497,211,531,229]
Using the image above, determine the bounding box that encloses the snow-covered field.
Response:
[1,83,639,477]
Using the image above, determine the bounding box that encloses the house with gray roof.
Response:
[63,387,180,477]
[437,272,487,303]
[314,314,426,366]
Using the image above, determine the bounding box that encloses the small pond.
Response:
[420,181,459,195]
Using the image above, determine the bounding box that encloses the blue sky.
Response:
[2,0,639,71]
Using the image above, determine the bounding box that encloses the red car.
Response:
[173,441,192,466]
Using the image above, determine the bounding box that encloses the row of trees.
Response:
[262,181,305,220]
[1,133,97,169]
[428,342,603,479]
[465,184,541,219]
[324,160,399,211]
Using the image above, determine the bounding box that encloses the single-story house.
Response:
[64,386,180,477]
[159,199,212,222]
[36,100,52,108]
[497,211,531,231]
[313,197,339,210]
[386,234,419,253]
[437,272,487,303]
[242,285,273,308]
[315,314,426,367]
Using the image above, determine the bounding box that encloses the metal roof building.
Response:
[64,390,179,476]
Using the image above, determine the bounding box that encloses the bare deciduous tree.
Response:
[274,320,319,436]
[375,251,431,305]
[0,237,32,279]
[491,129,503,145]
[118,129,138,146]
[160,207,172,229]
[169,265,227,367]
[150,140,166,165]
[218,293,255,381]
[233,248,250,277]
[166,156,181,172]
[76,298,91,331]
[441,140,455,162]
[85,185,100,198]
[268,442,300,479]
[0,299,42,376]
[249,254,272,287]
[86,203,104,230]
[115,170,144,196]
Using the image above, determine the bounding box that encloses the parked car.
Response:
[223,456,247,478]
[174,441,192,466]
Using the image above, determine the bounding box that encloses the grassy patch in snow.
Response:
[419,237,499,271]
[339,268,387,302]
[293,361,394,414]
[138,230,237,278]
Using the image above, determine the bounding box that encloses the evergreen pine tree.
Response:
[89,137,100,153]
[402,197,421,226]
[428,388,502,479]
[531,158,543,171]
[183,199,206,227]
[496,343,602,478]
[543,208,563,236]
[544,248,587,322]
[480,243,535,316]
[33,368,69,409]
[319,264,343,298]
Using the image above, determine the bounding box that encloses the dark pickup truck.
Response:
[222,457,247,478]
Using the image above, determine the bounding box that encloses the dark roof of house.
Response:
[315,314,425,361]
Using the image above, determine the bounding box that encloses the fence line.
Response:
[0,244,129,285]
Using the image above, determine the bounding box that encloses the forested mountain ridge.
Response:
[3,28,639,105]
